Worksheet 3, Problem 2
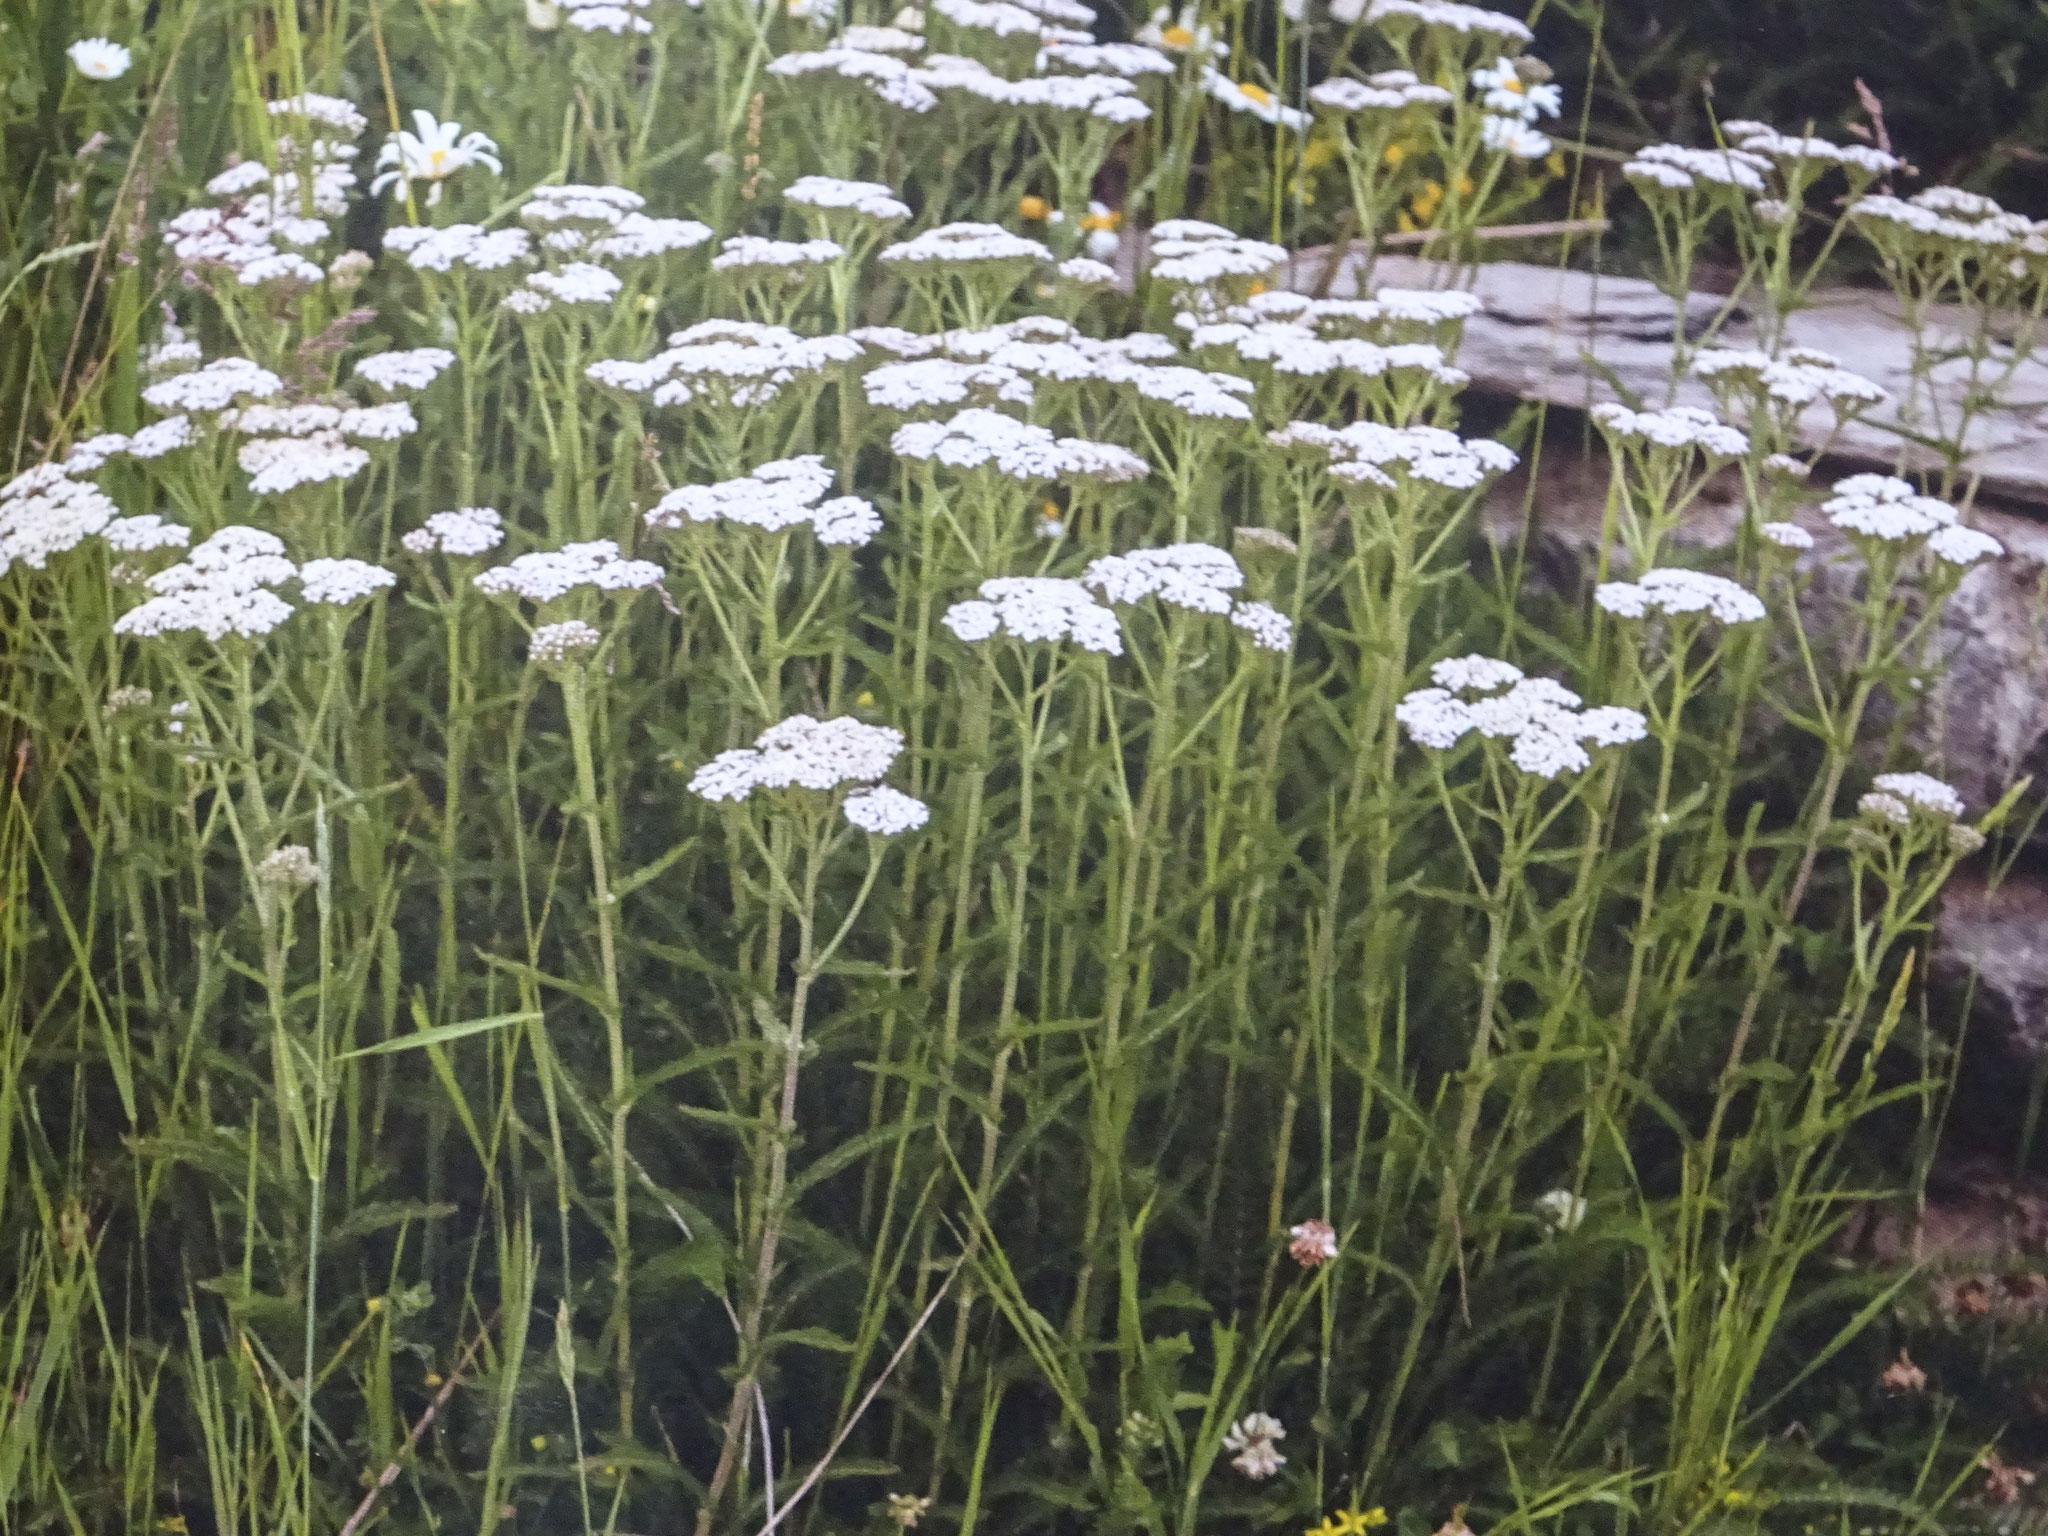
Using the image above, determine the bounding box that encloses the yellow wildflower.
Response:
[1383,142,1408,166]
[1017,195,1052,222]
[1161,23,1193,47]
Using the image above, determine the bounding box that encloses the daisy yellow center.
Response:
[429,147,449,172]
[1238,82,1272,106]
[1502,75,1524,92]
[1080,208,1120,231]
[1017,195,1052,221]
[1160,23,1192,46]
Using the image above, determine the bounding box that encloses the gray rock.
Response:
[1293,249,2048,507]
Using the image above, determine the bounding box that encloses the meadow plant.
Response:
[0,0,2040,1533]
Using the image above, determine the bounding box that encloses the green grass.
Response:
[1,0,2042,1532]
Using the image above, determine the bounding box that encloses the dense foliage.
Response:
[3,1,2046,1534]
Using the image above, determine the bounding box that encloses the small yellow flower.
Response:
[1455,173,1475,197]
[1041,501,1062,520]
[365,1296,384,1313]
[1396,209,1417,232]
[1383,142,1408,166]
[156,1520,190,1535]
[1080,207,1121,232]
[530,1434,548,1452]
[1301,133,1340,171]
[1247,278,1269,296]
[424,1371,444,1387]
[1161,22,1193,47]
[1017,195,1052,222]
[856,690,876,707]
[1545,149,1566,178]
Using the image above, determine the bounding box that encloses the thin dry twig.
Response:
[337,1313,499,1536]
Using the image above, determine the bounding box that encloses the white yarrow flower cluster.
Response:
[528,618,605,668]
[403,507,507,558]
[383,223,535,273]
[1267,420,1517,490]
[1819,474,1957,543]
[691,716,929,834]
[473,539,664,603]
[766,46,941,115]
[1396,657,1647,779]
[785,175,912,223]
[1594,568,1766,625]
[354,347,458,393]
[1692,347,1885,413]
[1363,0,1532,42]
[588,321,863,410]
[893,408,1147,483]
[1867,771,1966,820]
[646,457,882,548]
[114,527,300,643]
[140,356,285,414]
[1309,69,1454,114]
[0,467,121,576]
[942,576,1123,653]
[879,222,1053,268]
[1623,142,1770,195]
[1589,402,1748,457]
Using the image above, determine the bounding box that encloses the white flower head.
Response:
[354,347,457,393]
[473,539,663,605]
[403,506,507,558]
[1222,1413,1286,1481]
[942,576,1123,653]
[1082,543,1242,614]
[1396,662,1646,778]
[1589,401,1748,457]
[529,618,604,668]
[255,844,321,891]
[689,714,906,802]
[298,557,395,606]
[1594,568,1766,625]
[370,110,503,203]
[785,175,913,223]
[892,408,1146,484]
[268,93,371,136]
[1871,771,1965,820]
[1535,1188,1586,1231]
[141,356,285,414]
[114,526,299,643]
[879,221,1053,268]
[68,38,132,80]
[1230,600,1293,652]
[1760,521,1814,551]
[843,784,931,835]
[1821,474,1957,543]
[238,431,371,495]
[0,472,119,575]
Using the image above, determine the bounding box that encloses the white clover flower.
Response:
[1927,524,2003,567]
[1871,771,1965,820]
[1082,543,1243,614]
[474,539,664,604]
[1229,600,1292,652]
[141,356,284,414]
[268,92,370,136]
[298,557,396,606]
[354,347,457,393]
[1222,1414,1286,1481]
[0,473,119,575]
[1363,0,1531,41]
[942,576,1123,653]
[843,783,931,834]
[1820,474,1957,542]
[711,235,847,276]
[1536,1188,1586,1231]
[529,618,604,667]
[102,514,191,553]
[785,175,912,222]
[689,714,907,802]
[879,222,1053,267]
[892,408,1146,484]
[1594,568,1766,624]
[1760,521,1814,551]
[68,38,132,80]
[370,110,503,204]
[1589,402,1748,457]
[403,506,506,558]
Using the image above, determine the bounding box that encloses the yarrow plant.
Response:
[1,7,2035,1536]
